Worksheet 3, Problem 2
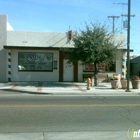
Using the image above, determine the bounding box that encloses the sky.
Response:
[0,0,139,55]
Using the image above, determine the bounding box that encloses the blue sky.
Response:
[0,0,139,55]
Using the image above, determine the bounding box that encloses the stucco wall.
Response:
[0,15,7,82]
[10,49,59,82]
[116,50,123,75]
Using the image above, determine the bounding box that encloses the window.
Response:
[83,63,115,72]
[106,62,116,72]
[18,52,53,71]
[83,64,105,72]
[84,64,94,71]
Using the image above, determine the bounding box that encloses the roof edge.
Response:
[4,46,61,50]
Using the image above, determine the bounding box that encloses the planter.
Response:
[111,80,119,89]
[131,80,140,89]
[121,80,127,89]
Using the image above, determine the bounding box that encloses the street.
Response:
[0,91,140,135]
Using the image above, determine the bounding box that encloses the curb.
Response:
[0,82,140,96]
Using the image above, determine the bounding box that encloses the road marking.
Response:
[73,83,86,92]
[37,82,42,92]
[0,104,140,108]
[11,84,18,89]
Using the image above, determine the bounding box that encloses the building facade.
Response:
[0,15,127,82]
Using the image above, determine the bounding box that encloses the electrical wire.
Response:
[130,43,140,54]
[131,28,140,32]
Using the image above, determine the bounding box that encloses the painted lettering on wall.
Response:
[27,55,45,62]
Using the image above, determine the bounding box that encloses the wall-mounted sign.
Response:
[18,52,53,71]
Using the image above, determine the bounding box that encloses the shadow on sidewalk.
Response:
[0,89,52,95]
[6,82,76,88]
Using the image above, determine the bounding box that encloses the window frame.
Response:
[18,52,53,72]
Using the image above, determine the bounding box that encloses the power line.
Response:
[131,28,140,32]
[131,42,140,45]
[130,44,140,54]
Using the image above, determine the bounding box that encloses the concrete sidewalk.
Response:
[0,82,140,96]
[0,131,129,140]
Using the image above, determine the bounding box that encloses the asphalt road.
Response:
[0,92,140,135]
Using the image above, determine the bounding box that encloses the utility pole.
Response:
[121,14,135,17]
[113,3,127,32]
[121,14,135,29]
[113,1,134,92]
[108,16,120,33]
[126,0,131,92]
[113,3,127,6]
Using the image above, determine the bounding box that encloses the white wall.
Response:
[0,15,7,82]
[11,49,59,82]
[116,50,124,76]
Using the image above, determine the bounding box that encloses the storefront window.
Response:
[84,64,94,71]
[106,62,115,72]
[84,64,106,72]
[83,63,115,72]
[18,52,53,71]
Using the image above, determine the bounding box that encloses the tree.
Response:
[64,22,123,86]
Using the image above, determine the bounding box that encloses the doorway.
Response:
[63,59,74,81]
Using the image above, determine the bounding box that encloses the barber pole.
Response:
[8,50,11,82]
[122,52,126,78]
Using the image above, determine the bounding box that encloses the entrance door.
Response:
[63,59,74,81]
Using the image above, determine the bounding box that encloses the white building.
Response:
[0,15,127,82]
